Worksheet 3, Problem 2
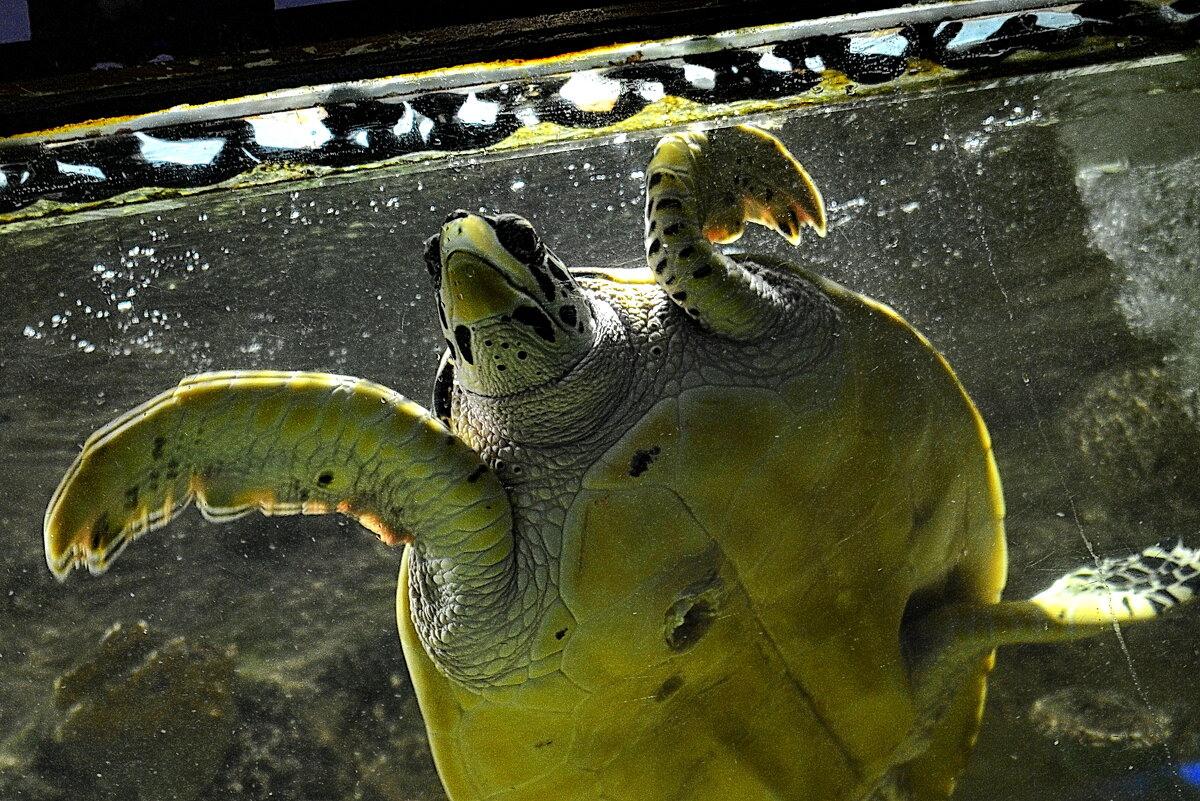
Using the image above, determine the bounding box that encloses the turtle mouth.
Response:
[423,209,475,290]
[434,212,560,333]
[441,249,537,328]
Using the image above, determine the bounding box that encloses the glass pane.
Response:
[2,7,1198,800]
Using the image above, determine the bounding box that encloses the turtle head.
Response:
[425,211,596,397]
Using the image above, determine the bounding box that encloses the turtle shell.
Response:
[399,257,1006,801]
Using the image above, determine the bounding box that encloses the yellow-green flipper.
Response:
[643,124,827,340]
[45,370,519,683]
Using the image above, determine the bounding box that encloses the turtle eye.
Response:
[423,234,442,282]
[493,214,542,263]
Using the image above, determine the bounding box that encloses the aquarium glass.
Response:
[2,3,1198,800]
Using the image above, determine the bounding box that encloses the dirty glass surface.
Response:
[2,52,1199,801]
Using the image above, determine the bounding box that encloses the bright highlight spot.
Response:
[457,93,500,125]
[560,71,623,112]
[135,132,225,166]
[248,108,333,150]
[758,52,792,72]
[57,162,105,180]
[682,63,716,90]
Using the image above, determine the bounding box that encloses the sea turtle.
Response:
[44,124,1199,801]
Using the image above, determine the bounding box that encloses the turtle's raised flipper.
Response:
[644,124,826,340]
[45,371,513,580]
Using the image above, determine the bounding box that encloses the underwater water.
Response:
[2,51,1199,801]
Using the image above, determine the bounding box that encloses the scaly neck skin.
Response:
[450,297,631,451]
[410,303,630,693]
[413,211,629,688]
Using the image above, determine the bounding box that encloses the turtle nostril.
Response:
[445,209,472,223]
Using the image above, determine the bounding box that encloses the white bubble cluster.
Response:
[22,234,208,357]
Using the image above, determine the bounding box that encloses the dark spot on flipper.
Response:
[554,628,568,640]
[655,675,684,701]
[655,198,682,212]
[652,257,667,274]
[90,512,110,552]
[691,263,712,279]
[678,245,695,261]
[164,460,181,482]
[317,471,335,487]
[454,325,474,365]
[629,445,661,477]
[516,350,527,360]
[648,172,664,189]
[663,222,683,237]
[558,305,577,328]
[534,739,554,749]
[512,305,556,343]
[647,239,662,256]
[152,436,166,460]
[467,465,487,484]
[123,486,140,511]
[1140,555,1168,571]
[671,292,688,302]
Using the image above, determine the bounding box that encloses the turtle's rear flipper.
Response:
[1030,542,1199,626]
[44,370,512,580]
[908,542,1200,681]
[898,541,1199,792]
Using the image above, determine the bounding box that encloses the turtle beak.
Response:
[425,210,475,290]
[436,214,536,327]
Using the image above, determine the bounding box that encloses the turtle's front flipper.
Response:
[908,543,1200,700]
[45,371,513,579]
[644,124,826,340]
